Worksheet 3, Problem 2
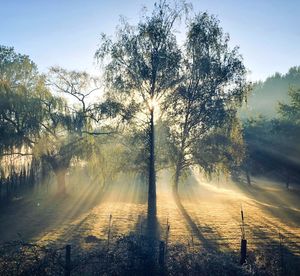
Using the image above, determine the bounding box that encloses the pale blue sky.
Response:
[1,0,299,81]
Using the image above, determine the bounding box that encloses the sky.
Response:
[1,0,300,81]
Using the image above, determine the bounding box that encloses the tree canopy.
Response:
[165,12,248,191]
[96,1,189,224]
[0,46,48,155]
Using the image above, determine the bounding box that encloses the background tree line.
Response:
[242,86,300,188]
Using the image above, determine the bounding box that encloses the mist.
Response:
[1,1,300,275]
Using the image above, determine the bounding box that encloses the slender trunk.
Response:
[145,109,157,274]
[173,164,181,195]
[245,168,251,186]
[6,180,9,199]
[148,109,156,220]
[147,109,157,240]
[173,111,187,194]
[44,155,70,195]
[173,153,184,209]
[286,175,290,190]
[55,169,67,195]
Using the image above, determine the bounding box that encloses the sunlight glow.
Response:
[148,98,159,111]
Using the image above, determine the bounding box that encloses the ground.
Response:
[1,170,299,261]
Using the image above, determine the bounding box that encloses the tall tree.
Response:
[0,45,48,155]
[166,13,248,194]
[96,1,187,225]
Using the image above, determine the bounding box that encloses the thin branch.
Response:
[1,152,33,157]
[81,130,115,136]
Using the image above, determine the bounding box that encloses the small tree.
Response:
[37,66,110,194]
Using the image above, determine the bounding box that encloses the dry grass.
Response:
[0,170,300,274]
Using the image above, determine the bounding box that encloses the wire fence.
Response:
[1,228,300,276]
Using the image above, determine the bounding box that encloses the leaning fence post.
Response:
[279,231,285,274]
[107,214,112,249]
[240,206,247,265]
[159,240,165,267]
[240,239,247,265]
[165,218,170,257]
[65,244,71,276]
[138,214,143,236]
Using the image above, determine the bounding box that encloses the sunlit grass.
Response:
[1,170,299,257]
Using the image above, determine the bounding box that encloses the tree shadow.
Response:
[0,182,105,243]
[172,186,219,252]
[233,179,300,228]
[247,225,300,275]
[128,214,163,275]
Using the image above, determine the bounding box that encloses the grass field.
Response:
[1,171,299,258]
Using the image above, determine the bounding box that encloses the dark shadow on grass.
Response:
[247,225,300,276]
[0,183,105,243]
[130,213,163,275]
[233,179,300,228]
[172,187,219,252]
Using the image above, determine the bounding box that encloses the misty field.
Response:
[1,172,300,275]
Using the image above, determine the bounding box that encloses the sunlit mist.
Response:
[1,1,300,275]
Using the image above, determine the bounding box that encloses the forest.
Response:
[0,1,300,275]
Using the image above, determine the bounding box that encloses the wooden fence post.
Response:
[240,239,247,265]
[159,240,165,267]
[240,206,247,265]
[279,232,285,275]
[65,244,71,276]
[107,214,112,249]
[165,218,170,257]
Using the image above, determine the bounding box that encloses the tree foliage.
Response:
[0,47,111,194]
[242,66,300,118]
[0,46,49,154]
[278,87,300,124]
[165,12,248,189]
[192,119,245,177]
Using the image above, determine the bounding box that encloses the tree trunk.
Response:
[173,165,181,195]
[55,169,67,195]
[43,155,70,195]
[245,168,251,186]
[147,109,157,236]
[286,175,290,190]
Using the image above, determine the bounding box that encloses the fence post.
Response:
[107,214,112,249]
[240,239,247,265]
[138,214,143,236]
[279,232,285,275]
[165,219,170,257]
[159,240,165,267]
[240,206,247,265]
[65,244,71,276]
